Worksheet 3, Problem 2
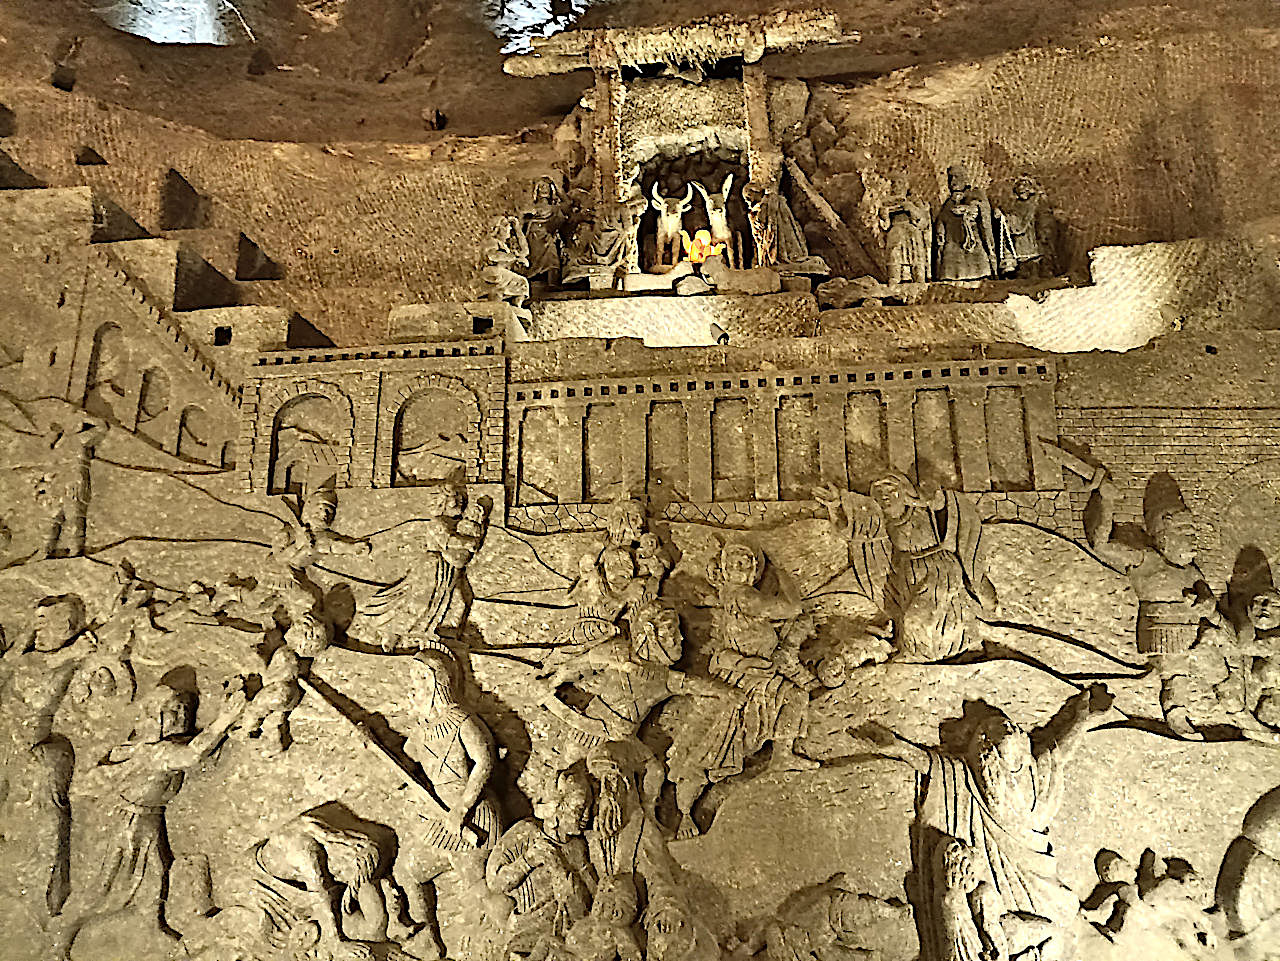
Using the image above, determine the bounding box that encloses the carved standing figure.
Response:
[395,651,500,958]
[694,174,739,268]
[670,543,821,839]
[56,680,245,960]
[524,176,567,285]
[349,489,490,653]
[998,175,1057,278]
[1084,470,1223,738]
[33,407,108,559]
[879,175,931,284]
[744,175,809,268]
[650,182,694,268]
[934,165,996,282]
[0,594,99,919]
[849,684,1115,961]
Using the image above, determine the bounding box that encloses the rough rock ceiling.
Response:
[1,0,1277,142]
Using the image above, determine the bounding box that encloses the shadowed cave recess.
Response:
[1,1,1280,960]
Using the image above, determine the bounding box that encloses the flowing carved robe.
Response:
[912,750,1077,961]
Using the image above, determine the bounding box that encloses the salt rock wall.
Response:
[797,30,1280,276]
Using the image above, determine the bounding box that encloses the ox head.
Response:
[693,173,734,213]
[651,182,695,216]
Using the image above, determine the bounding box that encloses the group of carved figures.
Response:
[4,402,1280,959]
[878,165,1059,284]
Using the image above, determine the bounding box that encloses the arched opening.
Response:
[269,393,350,495]
[138,368,171,424]
[177,404,211,461]
[636,149,752,272]
[392,387,476,487]
[84,324,130,420]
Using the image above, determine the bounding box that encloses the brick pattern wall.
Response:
[1058,406,1280,582]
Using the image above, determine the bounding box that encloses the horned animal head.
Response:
[693,173,734,213]
[651,182,694,216]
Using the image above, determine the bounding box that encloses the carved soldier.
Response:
[57,680,245,960]
[850,684,1115,961]
[933,164,997,282]
[33,407,108,559]
[0,594,96,918]
[250,487,371,646]
[1085,471,1223,738]
[394,651,500,958]
[878,174,931,284]
[486,770,596,961]
[670,543,821,839]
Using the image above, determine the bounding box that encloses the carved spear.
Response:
[296,676,481,846]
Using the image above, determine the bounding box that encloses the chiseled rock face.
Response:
[3,8,1280,961]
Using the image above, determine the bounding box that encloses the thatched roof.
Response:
[504,9,849,77]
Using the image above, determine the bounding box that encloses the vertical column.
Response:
[815,390,848,489]
[348,372,381,488]
[1024,382,1063,489]
[589,44,622,203]
[685,396,713,503]
[951,386,992,492]
[883,389,916,478]
[742,64,778,186]
[557,402,588,503]
[621,399,648,499]
[752,393,780,501]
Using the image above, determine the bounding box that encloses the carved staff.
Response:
[296,676,481,846]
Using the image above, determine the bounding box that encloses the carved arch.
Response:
[377,374,482,487]
[1198,458,1280,590]
[252,379,355,494]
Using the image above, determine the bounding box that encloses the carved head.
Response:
[936,838,978,892]
[1144,473,1196,567]
[302,488,338,530]
[869,473,923,522]
[410,650,458,715]
[133,682,192,743]
[970,711,1032,777]
[720,543,761,587]
[1012,174,1041,200]
[1249,590,1280,633]
[645,896,694,960]
[33,594,86,652]
[1149,508,1198,568]
[889,172,910,196]
[541,769,592,843]
[946,164,972,196]
[631,602,683,666]
[606,498,646,547]
[285,616,329,658]
[533,176,560,205]
[826,889,865,945]
[593,873,639,925]
[1095,849,1136,885]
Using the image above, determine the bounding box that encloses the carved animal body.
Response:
[651,183,694,267]
[700,254,781,295]
[694,175,738,268]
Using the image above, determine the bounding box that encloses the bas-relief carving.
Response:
[1,308,1279,961]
